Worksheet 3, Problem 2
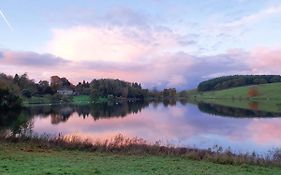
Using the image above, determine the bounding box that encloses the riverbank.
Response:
[22,95,104,106]
[1,135,281,174]
[1,140,280,175]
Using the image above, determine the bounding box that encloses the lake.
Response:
[1,100,281,154]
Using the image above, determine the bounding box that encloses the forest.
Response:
[197,75,281,91]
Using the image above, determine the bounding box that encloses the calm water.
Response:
[1,100,281,154]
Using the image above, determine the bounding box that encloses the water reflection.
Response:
[0,108,31,135]
[0,101,152,134]
[198,102,281,118]
[27,101,150,124]
[1,100,281,153]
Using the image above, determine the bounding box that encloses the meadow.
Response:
[188,82,281,113]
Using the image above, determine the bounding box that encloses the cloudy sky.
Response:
[1,0,281,89]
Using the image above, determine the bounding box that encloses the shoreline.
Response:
[1,135,281,175]
[1,134,281,167]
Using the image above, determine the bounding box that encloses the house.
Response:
[57,87,73,95]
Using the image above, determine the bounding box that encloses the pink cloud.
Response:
[249,48,281,73]
[46,26,183,62]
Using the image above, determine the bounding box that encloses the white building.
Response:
[57,87,73,95]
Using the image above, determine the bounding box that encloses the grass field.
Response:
[188,83,281,113]
[72,95,91,104]
[191,82,281,100]
[1,142,281,175]
[22,95,53,105]
[22,95,111,106]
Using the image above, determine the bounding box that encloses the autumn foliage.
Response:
[248,86,259,97]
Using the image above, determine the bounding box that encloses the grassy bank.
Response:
[22,95,109,106]
[186,83,281,113]
[1,141,281,175]
[190,82,281,100]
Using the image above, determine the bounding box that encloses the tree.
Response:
[50,76,63,91]
[16,73,37,95]
[0,89,22,110]
[163,88,177,98]
[21,89,32,98]
[89,79,148,99]
[248,86,259,97]
[37,80,53,95]
[61,77,71,87]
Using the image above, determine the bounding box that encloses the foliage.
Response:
[89,79,148,99]
[0,89,22,110]
[21,89,32,98]
[148,88,178,100]
[162,88,177,98]
[248,86,259,97]
[198,75,281,91]
[0,72,181,105]
[0,73,21,95]
[13,73,38,95]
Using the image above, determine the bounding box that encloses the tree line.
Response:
[198,75,281,91]
[0,73,179,107]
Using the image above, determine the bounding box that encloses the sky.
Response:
[1,0,281,89]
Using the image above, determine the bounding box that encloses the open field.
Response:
[190,82,281,100]
[1,141,281,175]
[72,95,92,104]
[21,95,111,106]
[187,83,281,113]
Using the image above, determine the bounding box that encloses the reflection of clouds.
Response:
[33,104,195,142]
[32,104,281,153]
[248,119,281,145]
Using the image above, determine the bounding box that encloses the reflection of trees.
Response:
[149,99,177,107]
[0,108,33,135]
[198,103,281,118]
[51,114,70,125]
[88,101,149,119]
[0,100,182,134]
[25,101,150,124]
[163,99,177,107]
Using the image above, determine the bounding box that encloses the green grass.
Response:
[22,95,110,106]
[72,95,91,104]
[0,142,281,175]
[188,83,281,113]
[192,82,281,100]
[22,95,52,105]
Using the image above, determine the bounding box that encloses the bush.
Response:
[21,89,32,98]
[0,89,22,110]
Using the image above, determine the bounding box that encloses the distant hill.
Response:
[193,82,281,100]
[198,75,281,91]
[188,82,281,114]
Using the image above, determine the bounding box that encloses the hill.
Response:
[189,82,281,113]
[194,82,281,100]
[198,75,281,91]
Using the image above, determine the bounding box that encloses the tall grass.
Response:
[1,134,281,167]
